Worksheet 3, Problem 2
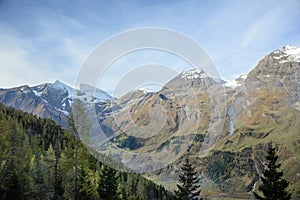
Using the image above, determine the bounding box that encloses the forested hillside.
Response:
[0,103,173,200]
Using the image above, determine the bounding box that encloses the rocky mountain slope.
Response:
[0,80,112,127]
[0,45,299,198]
[203,45,300,198]
[94,45,300,198]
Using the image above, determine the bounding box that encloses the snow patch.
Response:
[41,98,48,104]
[224,80,241,88]
[32,90,42,97]
[181,68,207,79]
[273,45,300,63]
[32,89,49,104]
[240,74,247,79]
[51,80,74,96]
[273,56,281,60]
[79,83,112,101]
[62,102,66,109]
[56,108,69,115]
[138,88,153,94]
[20,87,31,94]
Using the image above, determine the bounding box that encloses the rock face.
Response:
[245,45,300,111]
[0,45,299,197]
[94,45,300,197]
[203,46,300,197]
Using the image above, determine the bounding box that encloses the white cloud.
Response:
[0,8,95,88]
[0,0,299,91]
[241,2,300,47]
[0,45,52,88]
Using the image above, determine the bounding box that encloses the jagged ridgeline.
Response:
[0,103,174,200]
[0,45,299,199]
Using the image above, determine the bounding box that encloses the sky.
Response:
[0,0,300,96]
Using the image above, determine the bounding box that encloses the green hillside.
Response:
[0,103,174,200]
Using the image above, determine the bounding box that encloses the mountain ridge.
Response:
[0,45,299,198]
[0,80,113,127]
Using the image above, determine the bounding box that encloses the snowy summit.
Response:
[224,74,247,88]
[138,88,154,94]
[180,68,207,80]
[272,45,300,63]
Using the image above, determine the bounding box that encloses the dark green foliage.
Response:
[119,172,174,200]
[53,175,64,200]
[175,158,202,200]
[205,148,256,191]
[98,164,119,200]
[253,143,291,200]
[206,151,235,184]
[5,171,23,200]
[78,166,93,200]
[30,153,47,200]
[0,103,172,200]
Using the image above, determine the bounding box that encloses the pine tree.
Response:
[30,153,46,199]
[254,143,291,200]
[97,164,119,200]
[53,133,64,200]
[44,144,64,200]
[175,158,202,200]
[77,163,93,200]
[5,171,22,200]
[0,103,174,200]
[69,99,91,200]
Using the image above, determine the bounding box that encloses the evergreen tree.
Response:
[0,103,173,200]
[30,153,46,199]
[5,171,22,200]
[53,135,64,200]
[175,158,202,200]
[69,99,91,200]
[254,143,291,200]
[77,165,93,200]
[97,164,119,200]
[43,143,64,200]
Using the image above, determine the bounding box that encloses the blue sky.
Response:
[0,0,299,95]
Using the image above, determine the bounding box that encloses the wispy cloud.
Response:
[0,42,52,87]
[0,0,299,92]
[241,1,300,48]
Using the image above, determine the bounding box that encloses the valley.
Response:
[0,45,299,199]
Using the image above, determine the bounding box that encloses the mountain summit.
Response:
[0,45,299,197]
[271,45,300,63]
[0,81,112,127]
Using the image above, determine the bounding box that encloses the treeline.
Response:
[0,103,173,200]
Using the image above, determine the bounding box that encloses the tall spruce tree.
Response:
[175,158,202,200]
[254,143,291,200]
[97,164,119,200]
[0,103,174,200]
[69,99,91,200]
[5,171,22,200]
[77,165,93,200]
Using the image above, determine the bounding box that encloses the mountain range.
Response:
[0,45,299,199]
[0,80,112,127]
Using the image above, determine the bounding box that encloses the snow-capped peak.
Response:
[272,45,300,63]
[282,45,300,52]
[51,80,74,95]
[239,74,247,79]
[30,81,112,108]
[180,68,207,79]
[79,83,112,101]
[138,88,154,94]
[224,79,241,88]
[224,74,247,88]
[53,80,69,88]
